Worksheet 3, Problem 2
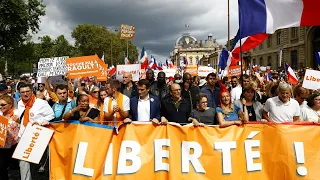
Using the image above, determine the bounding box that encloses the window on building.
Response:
[267,36,272,48]
[259,43,263,50]
[291,28,298,39]
[267,56,272,67]
[259,57,263,66]
[253,59,256,65]
[291,50,298,70]
[277,32,281,45]
[189,56,193,64]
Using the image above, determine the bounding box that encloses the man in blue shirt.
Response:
[200,73,220,108]
[52,84,76,120]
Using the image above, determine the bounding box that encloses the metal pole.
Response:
[227,0,230,51]
[126,40,129,58]
[111,39,113,65]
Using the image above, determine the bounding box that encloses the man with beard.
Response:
[180,73,199,109]
[150,72,170,101]
[146,69,155,86]
[200,73,220,108]
[120,72,138,98]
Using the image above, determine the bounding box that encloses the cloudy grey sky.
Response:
[34,0,240,62]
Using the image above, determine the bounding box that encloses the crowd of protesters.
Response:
[0,67,319,179]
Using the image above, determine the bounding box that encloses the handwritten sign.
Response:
[12,124,54,164]
[66,55,102,79]
[116,64,140,81]
[302,69,320,90]
[37,56,68,77]
[0,116,8,147]
[97,61,108,82]
[120,24,135,40]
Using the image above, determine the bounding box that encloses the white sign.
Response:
[37,76,67,85]
[154,69,177,78]
[302,69,320,90]
[37,56,68,77]
[12,124,54,164]
[198,66,215,77]
[116,64,141,81]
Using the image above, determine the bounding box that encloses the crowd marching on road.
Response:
[0,67,320,179]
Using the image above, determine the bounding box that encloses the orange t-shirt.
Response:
[88,95,98,109]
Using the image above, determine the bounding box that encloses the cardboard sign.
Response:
[302,69,320,90]
[12,124,54,164]
[66,55,101,79]
[184,65,198,76]
[120,24,135,40]
[0,116,8,147]
[228,65,241,77]
[198,66,215,77]
[116,64,140,81]
[37,76,67,85]
[37,56,68,77]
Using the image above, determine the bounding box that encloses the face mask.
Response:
[174,80,181,84]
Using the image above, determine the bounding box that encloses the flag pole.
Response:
[228,0,230,51]
[126,40,129,58]
[238,0,243,88]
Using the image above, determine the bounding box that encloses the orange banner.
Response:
[184,65,198,76]
[49,122,319,179]
[0,116,8,147]
[66,55,101,79]
[97,61,108,82]
[228,65,241,78]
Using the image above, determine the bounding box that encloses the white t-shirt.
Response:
[231,85,242,103]
[264,96,300,123]
[103,94,130,126]
[300,106,319,123]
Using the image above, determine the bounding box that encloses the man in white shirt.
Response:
[263,82,300,123]
[17,83,54,180]
[124,79,161,123]
[103,79,130,127]
[230,76,242,103]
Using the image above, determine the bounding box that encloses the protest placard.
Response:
[0,116,8,147]
[154,69,177,78]
[37,76,67,85]
[228,65,241,77]
[66,55,102,79]
[302,69,320,90]
[116,64,140,81]
[198,66,215,77]
[97,61,108,82]
[184,65,198,76]
[12,124,54,164]
[37,56,68,77]
[120,24,135,40]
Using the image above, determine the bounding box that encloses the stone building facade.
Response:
[170,33,222,70]
[239,26,320,70]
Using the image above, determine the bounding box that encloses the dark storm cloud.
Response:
[37,0,239,60]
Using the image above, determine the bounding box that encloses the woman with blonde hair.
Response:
[216,81,249,127]
[0,95,20,180]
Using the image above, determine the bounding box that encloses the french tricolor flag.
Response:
[238,0,320,39]
[139,46,149,69]
[285,63,298,85]
[265,72,271,82]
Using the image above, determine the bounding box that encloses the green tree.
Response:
[0,0,46,54]
[71,24,138,65]
[54,35,73,57]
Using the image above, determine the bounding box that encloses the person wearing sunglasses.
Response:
[0,95,20,180]
[88,86,100,108]
[37,83,50,101]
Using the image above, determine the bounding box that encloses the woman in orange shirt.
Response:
[88,86,99,108]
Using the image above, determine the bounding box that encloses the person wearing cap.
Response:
[198,79,207,89]
[234,83,264,121]
[216,81,249,127]
[0,84,8,97]
[150,71,169,102]
[200,73,220,109]
[263,82,300,122]
[173,73,182,84]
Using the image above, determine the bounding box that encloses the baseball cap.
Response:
[0,84,8,91]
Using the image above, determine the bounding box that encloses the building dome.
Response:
[175,33,197,45]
